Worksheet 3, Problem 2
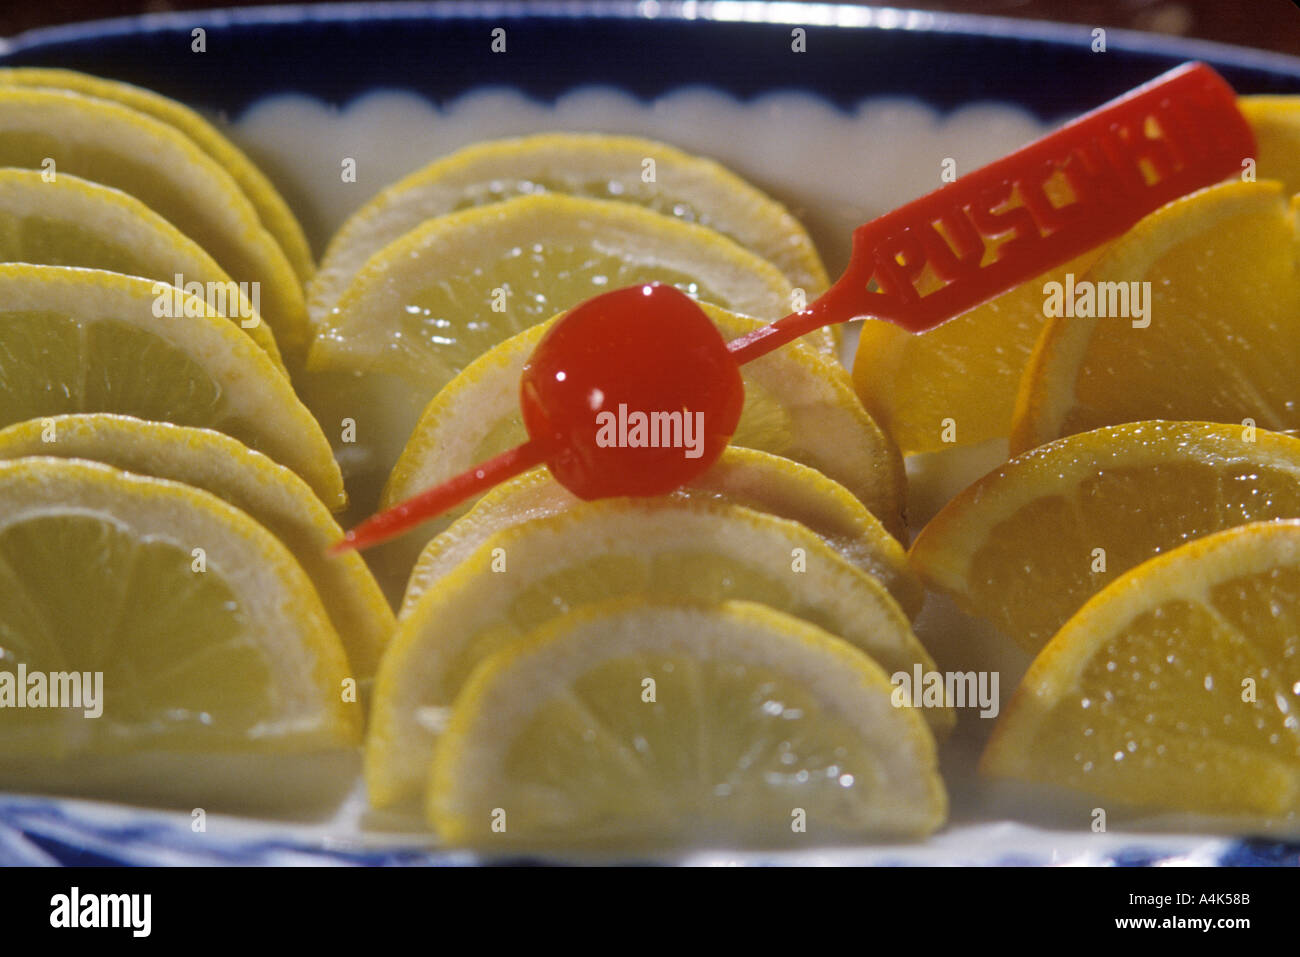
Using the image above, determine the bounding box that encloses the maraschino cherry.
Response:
[334,62,1254,553]
[521,283,744,498]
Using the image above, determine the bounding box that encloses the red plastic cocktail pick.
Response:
[333,61,1255,553]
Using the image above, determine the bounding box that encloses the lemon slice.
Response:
[0,86,310,359]
[0,458,360,809]
[1240,95,1300,198]
[0,67,314,282]
[383,302,902,539]
[0,167,285,375]
[910,421,1300,654]
[308,192,812,382]
[0,414,391,680]
[430,599,946,846]
[368,497,944,808]
[309,132,828,324]
[0,264,343,509]
[402,446,921,621]
[982,519,1300,817]
[1011,180,1300,453]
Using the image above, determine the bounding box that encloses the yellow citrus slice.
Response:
[0,167,285,375]
[0,457,360,810]
[853,248,1104,456]
[1240,95,1300,198]
[309,132,828,324]
[0,264,343,509]
[982,519,1300,818]
[429,599,946,846]
[402,446,921,621]
[0,414,391,681]
[367,497,944,809]
[0,67,314,282]
[910,420,1300,654]
[307,191,817,383]
[0,86,310,359]
[1011,180,1300,454]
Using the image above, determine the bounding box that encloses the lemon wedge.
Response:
[0,458,359,810]
[403,446,920,621]
[309,132,827,324]
[910,421,1300,654]
[0,414,391,680]
[367,497,943,808]
[1011,181,1300,453]
[0,167,285,375]
[0,86,310,359]
[983,519,1300,818]
[0,67,314,281]
[0,264,343,508]
[430,599,946,846]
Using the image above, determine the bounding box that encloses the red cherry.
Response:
[521,283,744,499]
[333,283,743,552]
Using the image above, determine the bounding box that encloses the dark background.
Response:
[2,0,1298,55]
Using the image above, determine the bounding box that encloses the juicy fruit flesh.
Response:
[989,559,1300,815]
[853,248,1104,455]
[0,513,273,755]
[0,132,274,322]
[968,460,1300,648]
[1012,183,1300,452]
[1065,206,1299,433]
[313,230,762,393]
[0,312,223,429]
[446,550,802,695]
[429,600,944,845]
[399,449,922,621]
[452,653,900,843]
[389,250,721,382]
[0,214,140,273]
[912,422,1300,653]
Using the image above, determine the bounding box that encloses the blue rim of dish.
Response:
[0,1,1297,119]
[0,3,1297,865]
[2,1,1298,78]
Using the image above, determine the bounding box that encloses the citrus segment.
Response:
[0,414,390,679]
[430,599,946,845]
[309,132,828,323]
[0,264,343,508]
[368,498,942,808]
[0,167,285,374]
[0,67,315,281]
[910,421,1300,653]
[982,520,1300,817]
[0,86,310,358]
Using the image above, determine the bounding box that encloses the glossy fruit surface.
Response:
[521,283,745,499]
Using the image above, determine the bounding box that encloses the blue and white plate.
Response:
[1,1,1299,866]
